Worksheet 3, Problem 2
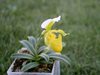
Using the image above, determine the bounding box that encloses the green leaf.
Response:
[49,54,71,65]
[20,40,36,55]
[28,36,36,48]
[38,46,46,54]
[11,53,34,60]
[39,46,54,54]
[39,53,49,62]
[21,62,39,72]
[46,49,55,55]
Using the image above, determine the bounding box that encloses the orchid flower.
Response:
[41,16,69,54]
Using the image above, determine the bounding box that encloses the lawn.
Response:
[0,0,100,75]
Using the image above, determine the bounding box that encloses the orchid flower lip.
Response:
[41,16,61,29]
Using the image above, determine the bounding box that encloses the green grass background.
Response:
[0,0,100,75]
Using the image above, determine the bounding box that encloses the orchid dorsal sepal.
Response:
[41,16,61,30]
[58,29,70,36]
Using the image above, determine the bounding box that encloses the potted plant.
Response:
[7,16,70,75]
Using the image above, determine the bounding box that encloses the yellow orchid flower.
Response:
[41,16,69,54]
[44,30,68,53]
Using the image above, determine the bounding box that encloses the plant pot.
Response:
[7,60,60,75]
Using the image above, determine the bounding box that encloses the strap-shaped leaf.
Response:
[21,62,39,72]
[11,53,33,60]
[28,36,36,48]
[46,49,55,55]
[38,46,46,54]
[49,54,71,65]
[38,46,54,54]
[39,53,49,62]
[20,40,36,55]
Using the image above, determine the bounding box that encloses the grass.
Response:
[0,0,100,75]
